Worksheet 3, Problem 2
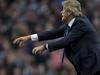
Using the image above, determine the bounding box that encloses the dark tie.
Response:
[64,25,70,37]
[62,25,70,63]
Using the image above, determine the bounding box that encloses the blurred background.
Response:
[0,0,100,75]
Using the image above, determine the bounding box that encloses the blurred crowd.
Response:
[0,0,100,75]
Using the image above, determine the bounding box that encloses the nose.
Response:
[61,11,63,14]
[61,11,64,16]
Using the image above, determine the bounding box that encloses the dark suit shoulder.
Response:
[73,16,96,32]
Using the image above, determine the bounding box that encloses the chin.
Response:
[62,17,64,21]
[62,18,65,22]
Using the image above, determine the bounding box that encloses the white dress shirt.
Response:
[68,18,75,28]
[31,34,38,41]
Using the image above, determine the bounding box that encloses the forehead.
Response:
[62,7,70,12]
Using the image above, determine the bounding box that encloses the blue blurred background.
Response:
[0,0,100,75]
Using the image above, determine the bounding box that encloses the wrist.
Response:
[44,44,48,50]
[43,44,47,50]
[27,35,31,40]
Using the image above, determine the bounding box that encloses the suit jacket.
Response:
[37,16,100,75]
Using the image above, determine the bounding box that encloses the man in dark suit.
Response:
[13,0,100,75]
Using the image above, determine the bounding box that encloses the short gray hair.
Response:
[62,0,82,16]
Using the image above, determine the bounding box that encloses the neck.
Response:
[64,15,75,24]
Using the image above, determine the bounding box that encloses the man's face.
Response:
[61,8,71,22]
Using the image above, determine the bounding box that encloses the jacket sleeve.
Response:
[37,25,65,41]
[47,23,88,52]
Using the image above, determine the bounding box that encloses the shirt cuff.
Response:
[45,44,48,50]
[31,34,38,42]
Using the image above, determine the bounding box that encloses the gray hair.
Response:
[62,0,82,16]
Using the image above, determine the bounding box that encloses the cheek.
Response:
[63,14,68,19]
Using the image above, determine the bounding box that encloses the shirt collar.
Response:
[68,18,76,28]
